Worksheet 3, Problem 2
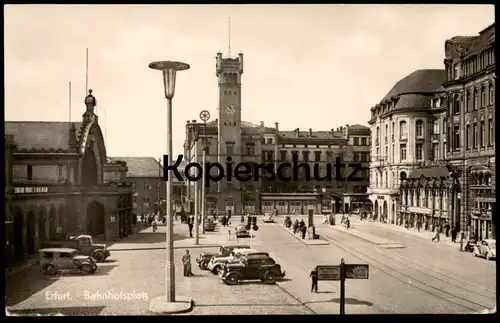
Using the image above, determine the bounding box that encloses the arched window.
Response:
[465,91,470,112]
[376,126,380,144]
[473,89,478,110]
[399,121,407,139]
[453,94,460,114]
[385,124,388,143]
[400,171,407,181]
[385,172,388,188]
[415,120,424,137]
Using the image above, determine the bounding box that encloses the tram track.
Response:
[319,228,495,313]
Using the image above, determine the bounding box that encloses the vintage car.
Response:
[204,218,217,232]
[220,255,285,285]
[263,213,275,223]
[196,251,218,270]
[42,235,110,262]
[473,239,496,260]
[197,244,251,270]
[207,248,268,274]
[38,248,97,275]
[235,224,251,238]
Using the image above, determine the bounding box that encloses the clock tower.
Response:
[216,51,244,214]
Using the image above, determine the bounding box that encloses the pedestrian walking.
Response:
[444,222,450,237]
[416,219,422,232]
[432,226,440,242]
[293,220,299,234]
[459,231,465,251]
[310,267,318,292]
[182,250,192,277]
[301,223,307,239]
[451,227,457,243]
[188,216,194,238]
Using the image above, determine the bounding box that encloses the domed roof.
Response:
[380,69,445,103]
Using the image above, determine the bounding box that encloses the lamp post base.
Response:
[149,295,193,314]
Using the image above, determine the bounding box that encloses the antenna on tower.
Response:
[228,17,231,58]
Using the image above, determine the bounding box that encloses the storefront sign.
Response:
[344,264,369,279]
[14,186,49,194]
[377,195,385,200]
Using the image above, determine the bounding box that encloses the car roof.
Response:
[39,248,78,253]
[237,249,267,255]
[224,244,251,249]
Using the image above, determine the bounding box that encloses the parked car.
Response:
[220,255,285,285]
[42,235,110,262]
[218,244,251,257]
[196,251,218,270]
[235,224,251,238]
[263,213,275,223]
[204,219,217,232]
[207,248,269,274]
[39,248,97,275]
[473,239,496,260]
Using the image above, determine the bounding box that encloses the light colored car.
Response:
[235,224,251,238]
[207,248,267,274]
[473,239,496,260]
[263,214,274,223]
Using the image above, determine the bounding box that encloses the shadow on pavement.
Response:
[330,297,374,306]
[6,267,59,306]
[8,306,106,316]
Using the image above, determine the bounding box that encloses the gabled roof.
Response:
[108,157,186,180]
[4,121,82,152]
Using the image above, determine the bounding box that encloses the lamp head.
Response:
[149,61,190,100]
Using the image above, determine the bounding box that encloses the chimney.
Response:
[309,128,313,137]
[295,128,300,137]
[275,122,279,130]
[187,120,190,124]
[192,120,196,124]
[260,121,264,128]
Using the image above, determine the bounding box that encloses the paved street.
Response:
[6,216,495,315]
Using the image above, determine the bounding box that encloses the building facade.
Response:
[107,157,187,216]
[384,23,495,240]
[4,90,134,265]
[183,52,371,215]
[368,69,446,224]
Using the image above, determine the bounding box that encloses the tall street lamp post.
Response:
[148,60,192,313]
[200,110,211,234]
[194,126,199,245]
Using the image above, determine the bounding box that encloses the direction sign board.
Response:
[317,265,341,281]
[344,264,369,279]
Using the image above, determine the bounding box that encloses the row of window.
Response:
[450,48,495,81]
[402,189,448,209]
[373,170,407,189]
[449,119,494,151]
[450,84,495,115]
[352,137,369,146]
[265,150,370,163]
[375,120,425,145]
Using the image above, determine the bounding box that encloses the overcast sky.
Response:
[4,5,494,158]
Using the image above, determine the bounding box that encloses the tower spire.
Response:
[228,17,231,58]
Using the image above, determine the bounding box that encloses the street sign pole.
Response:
[340,258,345,315]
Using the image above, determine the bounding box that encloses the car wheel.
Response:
[225,273,239,285]
[93,251,105,262]
[200,261,208,270]
[472,249,478,257]
[81,264,92,275]
[485,252,491,260]
[264,272,276,284]
[212,266,221,275]
[44,264,56,275]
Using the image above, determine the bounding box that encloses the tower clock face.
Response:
[225,104,236,115]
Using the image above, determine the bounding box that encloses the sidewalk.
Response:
[359,221,460,249]
[323,224,405,249]
[106,221,252,251]
[278,224,330,246]
[5,256,39,278]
